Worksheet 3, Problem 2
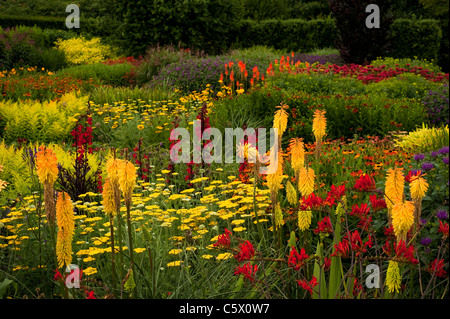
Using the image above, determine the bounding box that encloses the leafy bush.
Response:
[135,45,192,85]
[0,92,89,143]
[0,143,35,205]
[55,36,116,65]
[152,56,231,93]
[0,28,41,70]
[365,73,441,99]
[388,18,443,62]
[236,18,337,52]
[395,124,449,153]
[56,63,133,86]
[115,0,244,56]
[422,83,449,126]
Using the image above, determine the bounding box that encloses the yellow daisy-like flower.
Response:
[312,109,327,141]
[298,210,312,231]
[137,124,145,130]
[298,166,315,197]
[391,200,415,242]
[56,192,75,269]
[386,260,401,294]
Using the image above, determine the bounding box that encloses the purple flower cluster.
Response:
[422,84,449,126]
[291,53,344,66]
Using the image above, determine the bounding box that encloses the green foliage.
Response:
[365,73,441,99]
[88,86,180,105]
[115,0,244,56]
[0,143,35,205]
[388,18,442,62]
[243,0,290,20]
[236,18,337,53]
[56,63,133,86]
[0,92,89,144]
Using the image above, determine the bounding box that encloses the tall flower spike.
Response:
[36,147,58,225]
[266,149,284,205]
[391,200,415,243]
[289,137,305,180]
[298,166,315,197]
[56,192,75,269]
[102,178,116,217]
[118,160,137,207]
[312,109,327,141]
[385,260,401,294]
[286,180,298,206]
[409,174,428,225]
[274,203,283,230]
[273,103,289,138]
[384,167,405,224]
[298,209,312,231]
[36,147,58,186]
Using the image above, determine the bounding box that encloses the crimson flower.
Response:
[53,269,63,281]
[369,194,387,212]
[328,184,346,201]
[438,221,449,238]
[288,247,309,271]
[303,193,323,210]
[297,276,318,296]
[354,173,375,191]
[85,290,96,299]
[234,262,258,282]
[235,240,255,261]
[331,240,350,257]
[427,259,447,278]
[322,257,331,271]
[213,228,232,249]
[394,240,418,264]
[313,216,333,234]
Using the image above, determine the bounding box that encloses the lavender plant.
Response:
[423,83,449,126]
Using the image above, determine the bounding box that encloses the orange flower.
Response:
[312,109,327,141]
[56,192,75,269]
[36,147,58,186]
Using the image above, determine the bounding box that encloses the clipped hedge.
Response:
[235,18,442,63]
[0,15,67,30]
[388,18,442,62]
[235,18,337,52]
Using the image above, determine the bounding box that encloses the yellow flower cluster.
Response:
[55,37,115,65]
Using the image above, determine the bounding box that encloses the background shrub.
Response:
[422,83,449,126]
[388,18,442,62]
[56,63,133,86]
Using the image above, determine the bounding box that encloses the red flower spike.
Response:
[235,240,255,261]
[288,247,309,271]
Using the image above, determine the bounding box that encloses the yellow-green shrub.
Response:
[54,36,115,65]
[0,142,33,205]
[0,92,89,143]
[395,123,449,153]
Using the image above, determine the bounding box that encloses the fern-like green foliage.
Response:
[0,142,35,205]
[0,92,89,143]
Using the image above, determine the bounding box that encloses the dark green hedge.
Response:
[1,14,443,65]
[388,18,442,62]
[235,18,337,52]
